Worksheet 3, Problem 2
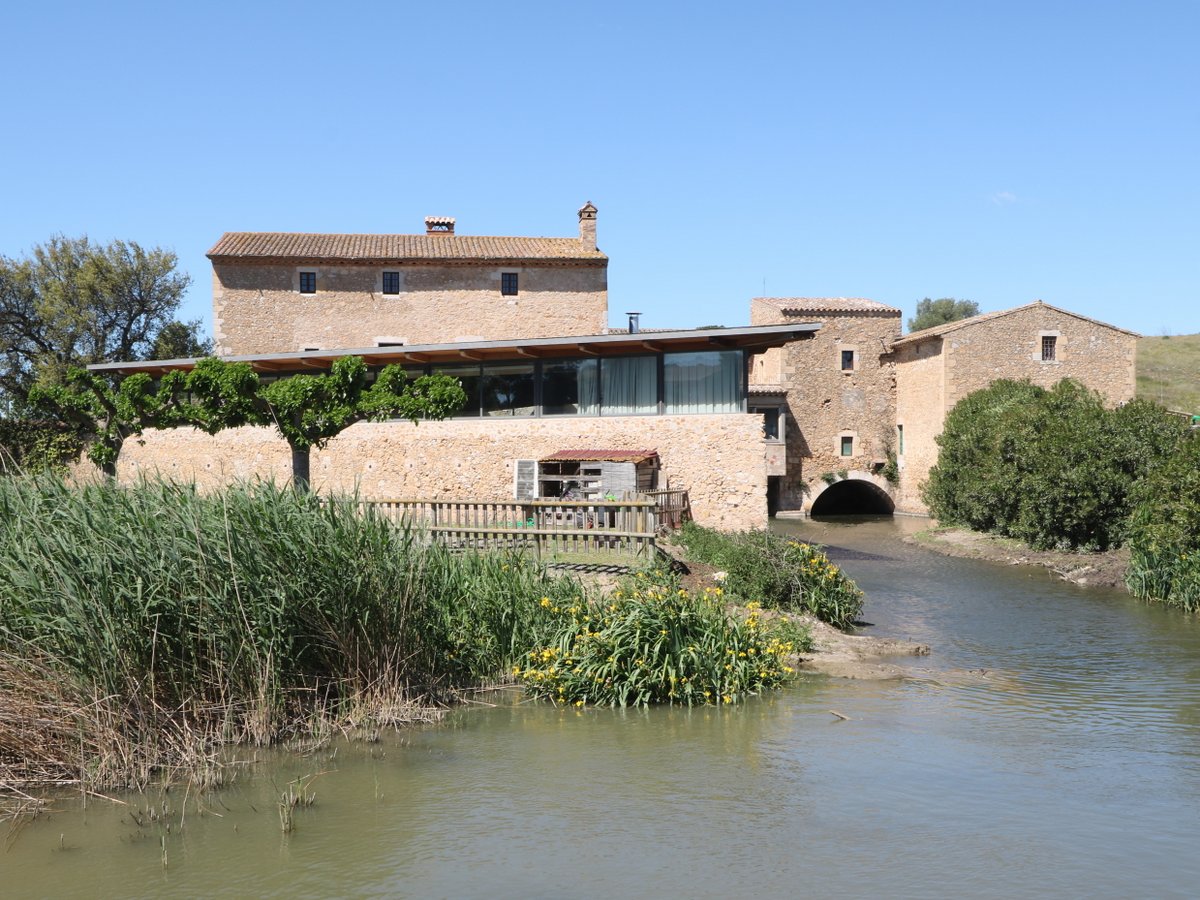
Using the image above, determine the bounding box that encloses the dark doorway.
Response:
[810,479,894,516]
[767,476,781,516]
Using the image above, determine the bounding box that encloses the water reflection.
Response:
[5,517,1200,898]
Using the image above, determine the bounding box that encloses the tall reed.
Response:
[0,476,578,789]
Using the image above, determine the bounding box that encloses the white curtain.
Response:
[601,356,657,416]
[664,351,742,414]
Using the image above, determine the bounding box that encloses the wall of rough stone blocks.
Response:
[893,304,1137,514]
[213,262,608,355]
[892,340,946,512]
[117,414,769,531]
[750,301,902,512]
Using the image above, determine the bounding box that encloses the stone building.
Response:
[94,203,1139,528]
[210,203,607,355]
[889,301,1138,513]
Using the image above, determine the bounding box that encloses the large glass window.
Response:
[482,362,536,417]
[433,364,482,417]
[664,350,743,414]
[542,359,599,416]
[601,356,657,416]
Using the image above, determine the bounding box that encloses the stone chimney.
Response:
[425,216,455,235]
[578,201,597,250]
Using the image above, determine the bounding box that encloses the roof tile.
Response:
[207,232,606,263]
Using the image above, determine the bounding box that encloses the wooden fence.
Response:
[364,498,659,559]
[643,488,691,529]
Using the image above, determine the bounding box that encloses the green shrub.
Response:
[1125,433,1200,611]
[515,568,807,707]
[0,418,83,474]
[674,522,864,628]
[923,380,1188,550]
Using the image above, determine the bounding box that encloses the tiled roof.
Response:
[754,297,901,314]
[207,232,607,263]
[748,383,787,395]
[540,449,659,463]
[890,301,1141,347]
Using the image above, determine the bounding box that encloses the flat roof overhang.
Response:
[88,323,820,376]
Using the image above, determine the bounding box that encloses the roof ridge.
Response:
[891,301,1141,346]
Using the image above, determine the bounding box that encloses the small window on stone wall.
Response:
[1041,335,1057,361]
[382,271,400,295]
[299,272,316,294]
[840,435,854,457]
[841,350,855,371]
[501,272,519,296]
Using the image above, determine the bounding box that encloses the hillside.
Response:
[1138,333,1200,414]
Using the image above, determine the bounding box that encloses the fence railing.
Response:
[642,488,691,529]
[364,498,659,559]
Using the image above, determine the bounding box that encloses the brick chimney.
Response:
[425,216,455,235]
[578,201,597,250]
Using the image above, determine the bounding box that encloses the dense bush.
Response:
[673,522,864,628]
[0,417,82,474]
[1125,434,1200,611]
[923,379,1188,551]
[516,567,807,707]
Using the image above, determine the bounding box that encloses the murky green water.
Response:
[5,517,1200,898]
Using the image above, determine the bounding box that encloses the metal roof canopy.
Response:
[88,323,821,376]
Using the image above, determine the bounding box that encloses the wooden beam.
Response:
[574,344,600,356]
[459,350,484,361]
[515,347,540,358]
[707,336,736,348]
[641,340,664,351]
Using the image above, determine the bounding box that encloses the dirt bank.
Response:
[909,526,1130,590]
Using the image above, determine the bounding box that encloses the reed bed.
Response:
[0,476,579,795]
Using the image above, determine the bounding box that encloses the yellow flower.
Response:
[575,700,584,708]
[540,597,551,608]
[722,695,732,704]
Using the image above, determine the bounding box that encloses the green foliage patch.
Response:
[922,379,1188,551]
[1125,434,1200,611]
[673,522,864,628]
[516,567,808,707]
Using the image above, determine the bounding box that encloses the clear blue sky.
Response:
[3,1,1196,338]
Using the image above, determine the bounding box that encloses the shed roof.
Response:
[890,300,1140,348]
[540,449,659,464]
[207,232,606,264]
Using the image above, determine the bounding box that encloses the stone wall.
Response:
[892,340,946,512]
[118,414,769,531]
[750,300,902,512]
[213,262,608,355]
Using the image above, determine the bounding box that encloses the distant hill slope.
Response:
[1138,334,1200,414]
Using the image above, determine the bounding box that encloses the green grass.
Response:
[1137,333,1200,415]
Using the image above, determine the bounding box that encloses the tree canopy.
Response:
[907,297,981,333]
[32,357,468,487]
[0,235,202,410]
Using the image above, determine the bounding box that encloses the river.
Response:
[4,516,1199,898]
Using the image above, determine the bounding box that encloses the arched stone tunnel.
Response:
[809,475,896,516]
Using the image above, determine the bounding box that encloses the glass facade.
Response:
[421,350,745,419]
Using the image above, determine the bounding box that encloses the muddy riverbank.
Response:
[909,526,1130,589]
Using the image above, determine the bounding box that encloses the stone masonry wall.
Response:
[750,300,902,512]
[118,414,769,531]
[213,262,608,355]
[892,340,945,513]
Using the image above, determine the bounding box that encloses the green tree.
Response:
[0,235,195,405]
[150,320,213,360]
[908,297,980,333]
[33,357,467,487]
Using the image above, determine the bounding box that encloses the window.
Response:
[382,271,400,295]
[433,364,483,417]
[482,362,536,417]
[841,349,855,371]
[840,435,854,457]
[897,424,905,455]
[664,350,743,414]
[601,356,657,416]
[501,272,519,296]
[299,272,316,294]
[1041,335,1057,361]
[751,406,781,441]
[542,359,599,415]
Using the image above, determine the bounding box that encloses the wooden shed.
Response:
[525,449,660,500]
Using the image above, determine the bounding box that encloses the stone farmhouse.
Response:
[96,203,1139,528]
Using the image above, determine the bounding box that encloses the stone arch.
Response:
[807,471,895,516]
